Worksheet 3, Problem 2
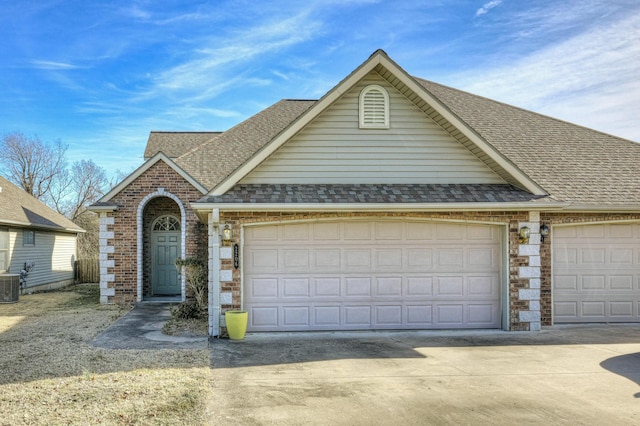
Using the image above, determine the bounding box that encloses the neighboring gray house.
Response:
[0,175,83,291]
[91,50,640,336]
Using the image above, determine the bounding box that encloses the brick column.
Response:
[517,211,542,331]
[99,213,115,304]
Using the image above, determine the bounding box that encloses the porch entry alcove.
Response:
[143,195,183,299]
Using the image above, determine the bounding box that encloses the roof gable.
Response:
[0,176,83,232]
[240,71,506,186]
[210,50,545,196]
[97,152,208,204]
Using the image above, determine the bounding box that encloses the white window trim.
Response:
[23,229,35,246]
[359,84,390,129]
[0,227,8,273]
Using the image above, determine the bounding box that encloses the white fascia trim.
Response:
[374,55,547,196]
[99,152,208,202]
[210,55,387,196]
[555,204,640,212]
[192,202,568,213]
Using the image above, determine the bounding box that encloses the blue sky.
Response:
[1,0,639,177]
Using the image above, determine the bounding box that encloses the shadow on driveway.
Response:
[600,352,640,398]
[210,324,640,368]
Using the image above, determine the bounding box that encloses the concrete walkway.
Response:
[208,326,640,425]
[91,303,207,350]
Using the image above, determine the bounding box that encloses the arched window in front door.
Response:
[153,215,181,231]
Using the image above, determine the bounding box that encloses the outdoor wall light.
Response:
[540,223,550,243]
[518,226,530,244]
[222,224,233,242]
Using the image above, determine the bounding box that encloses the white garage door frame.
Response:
[550,220,640,324]
[240,217,511,331]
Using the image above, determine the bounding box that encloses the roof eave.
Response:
[0,219,84,233]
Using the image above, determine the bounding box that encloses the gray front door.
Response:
[151,216,181,295]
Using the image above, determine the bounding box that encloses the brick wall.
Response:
[101,161,207,304]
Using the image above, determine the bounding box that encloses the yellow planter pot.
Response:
[225,310,248,340]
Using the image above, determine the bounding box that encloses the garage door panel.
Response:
[610,276,634,290]
[435,276,464,296]
[407,248,432,268]
[314,306,340,325]
[345,306,372,325]
[376,277,402,296]
[375,305,403,325]
[610,301,634,317]
[375,248,402,268]
[245,220,502,331]
[406,305,433,325]
[468,304,496,324]
[346,249,371,268]
[283,306,310,326]
[345,278,372,297]
[436,305,464,324]
[407,277,433,296]
[250,307,279,328]
[314,249,341,268]
[250,278,278,298]
[250,249,278,270]
[282,278,310,297]
[283,249,309,269]
[437,249,464,268]
[554,223,640,323]
[315,278,341,296]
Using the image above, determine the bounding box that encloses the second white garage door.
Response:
[243,220,502,331]
[553,223,640,323]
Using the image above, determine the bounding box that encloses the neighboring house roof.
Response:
[100,49,640,210]
[144,131,221,159]
[0,175,84,233]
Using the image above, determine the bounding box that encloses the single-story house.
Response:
[0,175,83,293]
[90,50,640,336]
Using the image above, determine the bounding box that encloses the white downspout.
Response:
[208,209,221,337]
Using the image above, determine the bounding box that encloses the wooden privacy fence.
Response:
[75,258,100,283]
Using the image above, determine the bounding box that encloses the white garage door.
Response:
[243,220,502,331]
[553,223,640,323]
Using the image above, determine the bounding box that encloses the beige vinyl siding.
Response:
[241,73,505,185]
[8,228,76,288]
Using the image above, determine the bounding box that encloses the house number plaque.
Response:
[233,244,239,269]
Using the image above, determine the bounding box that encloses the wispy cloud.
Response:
[452,7,640,141]
[476,0,503,17]
[30,60,80,70]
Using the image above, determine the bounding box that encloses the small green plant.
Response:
[174,257,207,314]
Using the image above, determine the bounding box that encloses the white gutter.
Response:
[192,201,569,213]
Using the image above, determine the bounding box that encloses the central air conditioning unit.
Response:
[0,274,20,303]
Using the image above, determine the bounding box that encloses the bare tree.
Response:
[0,132,67,199]
[59,160,108,220]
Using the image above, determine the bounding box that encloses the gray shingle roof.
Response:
[199,184,548,204]
[144,131,221,159]
[174,100,316,190]
[0,176,84,232]
[135,51,640,208]
[415,78,640,205]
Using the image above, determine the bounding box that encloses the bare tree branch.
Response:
[0,132,67,200]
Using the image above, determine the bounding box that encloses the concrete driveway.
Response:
[208,326,640,425]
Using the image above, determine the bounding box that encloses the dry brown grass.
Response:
[0,284,211,425]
